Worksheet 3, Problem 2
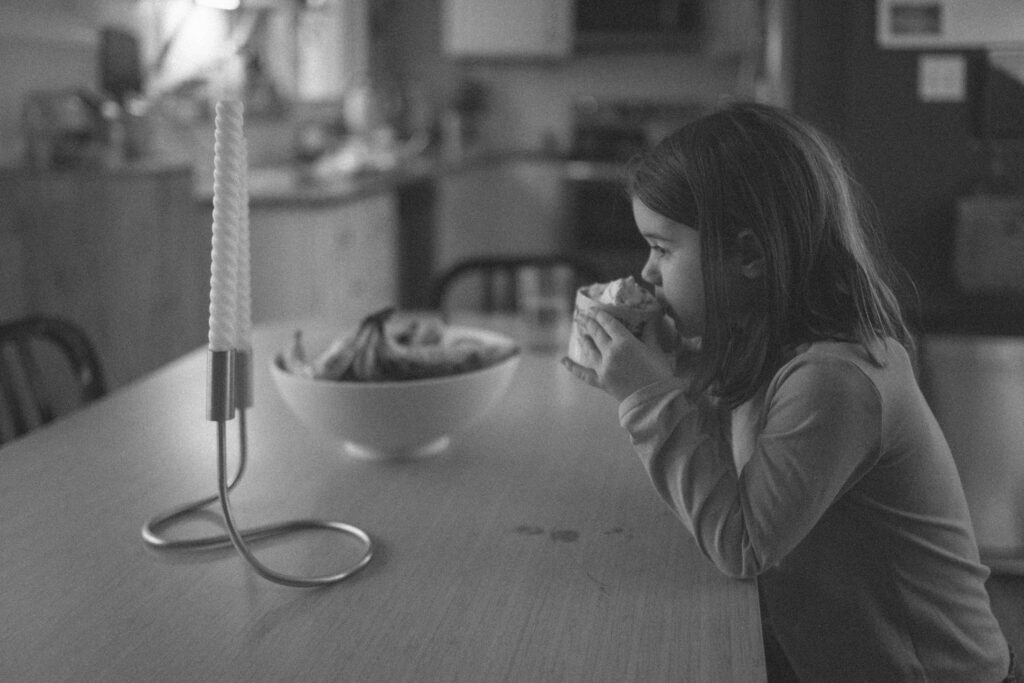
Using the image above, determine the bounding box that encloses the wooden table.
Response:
[0,320,765,682]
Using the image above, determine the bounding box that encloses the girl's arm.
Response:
[620,356,882,578]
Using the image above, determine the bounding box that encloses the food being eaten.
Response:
[281,307,520,381]
[591,276,659,308]
[568,277,664,363]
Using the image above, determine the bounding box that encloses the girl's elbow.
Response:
[702,533,768,579]
[710,552,763,579]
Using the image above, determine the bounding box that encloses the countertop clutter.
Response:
[193,148,566,207]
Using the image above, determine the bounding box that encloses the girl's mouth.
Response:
[656,294,684,327]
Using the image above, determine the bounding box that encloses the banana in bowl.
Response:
[270,308,521,460]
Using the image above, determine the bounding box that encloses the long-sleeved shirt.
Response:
[619,338,1010,681]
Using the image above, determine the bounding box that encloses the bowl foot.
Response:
[343,435,451,461]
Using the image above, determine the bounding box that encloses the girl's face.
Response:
[633,197,705,337]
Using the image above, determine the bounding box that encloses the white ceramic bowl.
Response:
[269,326,521,460]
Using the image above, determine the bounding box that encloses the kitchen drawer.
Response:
[954,194,1024,295]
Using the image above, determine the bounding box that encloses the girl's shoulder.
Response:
[770,337,913,398]
[786,336,910,366]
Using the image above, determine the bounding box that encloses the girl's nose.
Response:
[641,256,659,285]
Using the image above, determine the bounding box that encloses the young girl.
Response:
[562,102,1017,682]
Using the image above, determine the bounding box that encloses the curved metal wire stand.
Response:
[141,350,373,587]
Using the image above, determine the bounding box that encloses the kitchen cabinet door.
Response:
[954,194,1024,295]
[704,0,761,57]
[248,194,398,328]
[920,334,1024,573]
[443,0,572,59]
[0,165,208,389]
[436,159,565,271]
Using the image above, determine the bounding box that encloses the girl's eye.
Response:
[649,244,668,256]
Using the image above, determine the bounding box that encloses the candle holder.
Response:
[141,349,373,587]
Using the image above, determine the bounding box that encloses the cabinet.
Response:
[442,0,572,59]
[0,164,209,389]
[441,0,770,60]
[954,194,1024,294]
[436,159,565,271]
[704,0,762,58]
[248,194,399,328]
[920,334,1024,572]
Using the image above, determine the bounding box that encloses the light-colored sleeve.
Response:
[619,356,882,578]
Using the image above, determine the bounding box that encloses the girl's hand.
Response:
[561,310,676,402]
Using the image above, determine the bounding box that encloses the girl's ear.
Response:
[735,229,766,279]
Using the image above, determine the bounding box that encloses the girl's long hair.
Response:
[627,102,914,408]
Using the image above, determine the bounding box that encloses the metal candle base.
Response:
[141,351,373,587]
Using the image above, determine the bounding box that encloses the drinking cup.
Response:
[516,265,573,351]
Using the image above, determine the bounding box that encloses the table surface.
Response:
[0,319,765,682]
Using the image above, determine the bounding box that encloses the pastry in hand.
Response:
[567,276,664,363]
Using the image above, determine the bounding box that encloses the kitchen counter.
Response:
[194,149,566,208]
[0,158,193,180]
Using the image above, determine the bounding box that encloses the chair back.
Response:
[0,315,107,444]
[431,254,605,316]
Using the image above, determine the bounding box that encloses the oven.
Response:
[561,98,706,279]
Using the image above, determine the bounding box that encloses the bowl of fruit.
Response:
[270,308,520,460]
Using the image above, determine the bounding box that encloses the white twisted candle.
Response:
[235,136,252,351]
[207,100,245,352]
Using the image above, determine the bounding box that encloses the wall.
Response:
[792,1,1024,304]
[0,2,105,166]
[1,0,758,167]
[0,0,135,167]
[379,0,756,153]
[0,0,358,175]
[466,53,749,151]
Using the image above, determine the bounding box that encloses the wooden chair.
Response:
[0,315,107,444]
[430,254,605,316]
